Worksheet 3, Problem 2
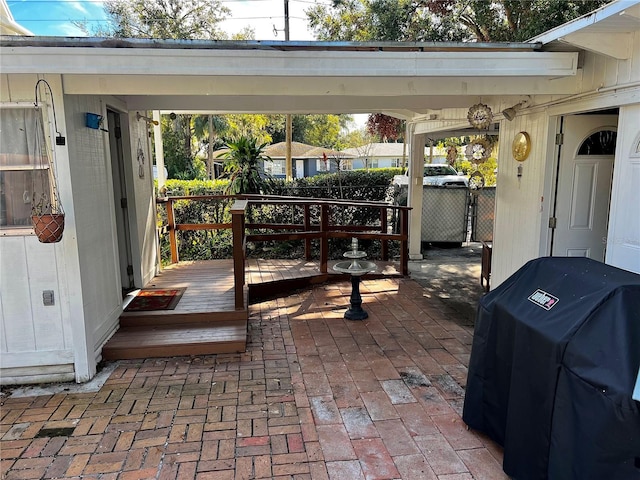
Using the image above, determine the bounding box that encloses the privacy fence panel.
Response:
[421,186,469,243]
[470,187,496,243]
[396,186,495,244]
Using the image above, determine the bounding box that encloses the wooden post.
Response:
[231,200,248,310]
[320,203,329,274]
[166,198,178,264]
[380,207,388,261]
[304,204,312,261]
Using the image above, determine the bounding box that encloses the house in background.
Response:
[262,142,352,178]
[1,0,638,385]
[342,142,450,170]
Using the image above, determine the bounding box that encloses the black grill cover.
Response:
[463,257,640,480]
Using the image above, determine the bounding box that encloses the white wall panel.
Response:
[26,238,66,351]
[1,75,76,385]
[578,31,640,91]
[492,112,551,287]
[127,113,159,287]
[63,95,122,354]
[1,236,36,351]
[606,104,640,274]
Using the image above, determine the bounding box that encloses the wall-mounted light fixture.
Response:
[502,98,530,121]
[136,112,159,126]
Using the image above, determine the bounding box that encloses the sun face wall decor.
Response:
[512,132,531,161]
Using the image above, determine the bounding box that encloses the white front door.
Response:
[552,115,617,261]
[296,159,305,178]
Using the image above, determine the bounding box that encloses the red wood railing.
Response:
[157,195,410,310]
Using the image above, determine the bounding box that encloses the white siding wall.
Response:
[0,74,77,383]
[125,113,158,288]
[578,31,640,90]
[606,104,640,274]
[63,95,122,357]
[0,77,158,384]
[491,111,553,287]
[491,31,640,287]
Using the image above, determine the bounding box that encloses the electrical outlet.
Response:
[43,290,55,306]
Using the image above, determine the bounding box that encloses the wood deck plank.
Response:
[104,258,400,360]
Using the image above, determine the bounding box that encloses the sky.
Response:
[7,0,319,39]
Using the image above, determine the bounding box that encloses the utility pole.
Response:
[284,0,293,181]
[208,114,215,179]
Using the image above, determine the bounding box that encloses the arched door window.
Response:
[577,129,617,155]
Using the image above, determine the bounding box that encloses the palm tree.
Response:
[221,136,274,195]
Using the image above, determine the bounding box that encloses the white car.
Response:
[393,164,468,187]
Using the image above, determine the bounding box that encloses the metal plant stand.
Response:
[333,238,376,320]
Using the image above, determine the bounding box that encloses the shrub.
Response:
[157,168,403,263]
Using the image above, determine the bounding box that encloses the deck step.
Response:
[119,309,247,327]
[101,320,247,360]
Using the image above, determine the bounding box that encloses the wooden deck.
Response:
[101,258,401,360]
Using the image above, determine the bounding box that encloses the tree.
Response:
[224,115,273,144]
[267,114,353,145]
[307,0,445,42]
[366,114,404,142]
[193,115,229,179]
[221,137,274,194]
[306,0,610,43]
[92,0,230,40]
[161,114,198,180]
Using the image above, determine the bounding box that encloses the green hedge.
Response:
[156,169,403,263]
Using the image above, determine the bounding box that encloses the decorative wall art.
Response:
[467,103,494,129]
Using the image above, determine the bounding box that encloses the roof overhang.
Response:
[0,0,33,36]
[530,0,640,60]
[0,37,580,118]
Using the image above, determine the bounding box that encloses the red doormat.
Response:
[125,288,186,312]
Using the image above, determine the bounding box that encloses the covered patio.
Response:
[0,275,506,480]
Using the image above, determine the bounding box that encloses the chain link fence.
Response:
[394,186,495,243]
[470,187,495,243]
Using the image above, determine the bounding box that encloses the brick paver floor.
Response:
[1,278,507,479]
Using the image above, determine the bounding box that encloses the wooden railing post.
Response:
[320,203,329,274]
[166,198,179,264]
[231,200,248,310]
[304,204,312,261]
[380,207,389,261]
[400,208,409,276]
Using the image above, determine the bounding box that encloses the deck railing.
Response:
[157,194,410,309]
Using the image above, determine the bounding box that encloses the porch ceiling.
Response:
[0,37,580,120]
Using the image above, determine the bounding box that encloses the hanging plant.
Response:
[31,79,65,243]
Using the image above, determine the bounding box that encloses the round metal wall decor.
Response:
[467,103,493,129]
[468,170,485,191]
[465,138,491,163]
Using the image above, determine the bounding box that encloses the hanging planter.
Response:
[31,213,65,243]
[31,79,65,243]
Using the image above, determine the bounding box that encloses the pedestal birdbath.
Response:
[333,238,376,320]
